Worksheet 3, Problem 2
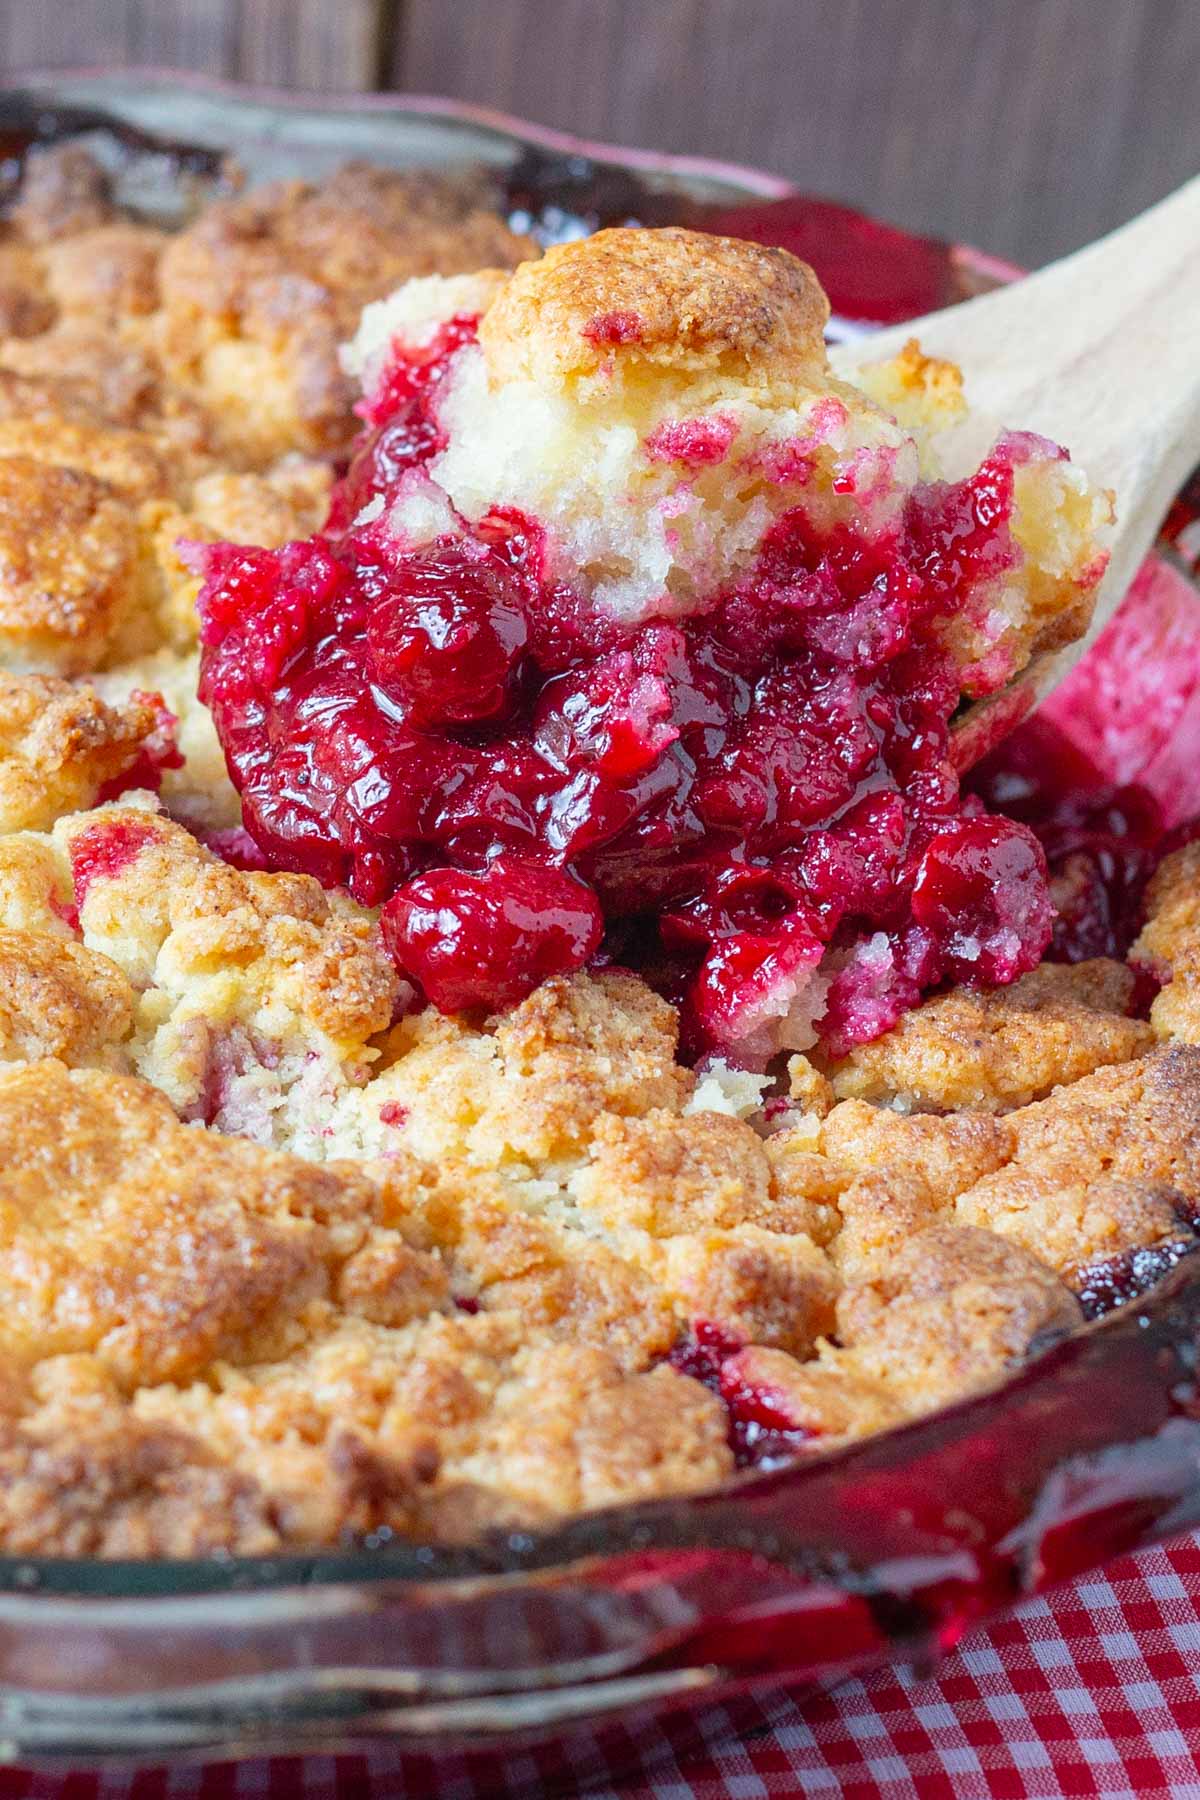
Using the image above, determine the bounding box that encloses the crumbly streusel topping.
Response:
[0,146,1191,1556]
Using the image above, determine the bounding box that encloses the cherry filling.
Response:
[668,1323,814,1469]
[197,320,1056,1054]
[968,717,1166,964]
[1074,1240,1200,1322]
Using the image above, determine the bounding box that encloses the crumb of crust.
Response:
[815,1100,1015,1205]
[0,454,142,674]
[571,1108,786,1236]
[954,1046,1200,1277]
[48,802,401,1134]
[0,412,179,502]
[761,1137,849,1247]
[330,970,692,1171]
[7,146,115,244]
[0,928,133,1068]
[479,226,830,393]
[850,337,967,458]
[158,164,533,463]
[92,647,240,831]
[457,1346,733,1522]
[1004,1046,1200,1197]
[823,958,1153,1113]
[0,406,333,672]
[0,241,55,338]
[563,1107,853,1348]
[41,222,167,322]
[0,1374,285,1558]
[648,1227,838,1356]
[0,834,76,936]
[0,328,216,457]
[833,1222,1082,1411]
[1133,841,1200,1045]
[786,1054,836,1120]
[0,1059,451,1387]
[0,333,160,431]
[0,672,162,832]
[829,1168,945,1284]
[399,1174,680,1371]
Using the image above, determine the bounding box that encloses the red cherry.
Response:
[367,544,528,728]
[912,816,1053,984]
[380,858,603,1013]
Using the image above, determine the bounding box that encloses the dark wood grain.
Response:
[236,0,384,89]
[394,0,1200,267]
[1,0,1198,269]
[0,0,383,91]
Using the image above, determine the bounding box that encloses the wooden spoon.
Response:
[831,173,1200,760]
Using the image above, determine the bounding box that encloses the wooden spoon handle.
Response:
[834,173,1200,667]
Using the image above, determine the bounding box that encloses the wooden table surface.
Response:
[2,0,1199,268]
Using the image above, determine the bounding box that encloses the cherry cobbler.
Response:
[0,144,1198,1557]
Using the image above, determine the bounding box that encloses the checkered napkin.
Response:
[2,1535,1199,1799]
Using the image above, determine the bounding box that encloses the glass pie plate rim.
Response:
[0,65,1197,1772]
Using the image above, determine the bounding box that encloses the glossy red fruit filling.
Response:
[367,540,529,728]
[380,857,603,1014]
[668,1324,814,1469]
[1075,1241,1200,1322]
[968,717,1165,964]
[197,321,1055,1039]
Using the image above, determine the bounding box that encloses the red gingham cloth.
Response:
[2,1535,1200,1799]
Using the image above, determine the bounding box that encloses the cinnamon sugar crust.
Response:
[479,226,830,392]
[0,672,160,831]
[823,958,1153,1113]
[159,164,533,462]
[1134,841,1200,1044]
[0,930,132,1068]
[41,222,166,322]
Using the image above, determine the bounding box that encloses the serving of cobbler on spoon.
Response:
[196,225,1110,1061]
[0,144,1197,1557]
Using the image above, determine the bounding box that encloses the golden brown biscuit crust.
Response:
[824,958,1152,1113]
[0,455,140,673]
[159,165,533,461]
[0,672,160,831]
[1135,842,1200,1044]
[0,929,132,1067]
[480,226,830,390]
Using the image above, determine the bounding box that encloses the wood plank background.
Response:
[2,0,1199,267]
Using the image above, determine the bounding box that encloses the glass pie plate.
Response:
[1,67,1200,1786]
